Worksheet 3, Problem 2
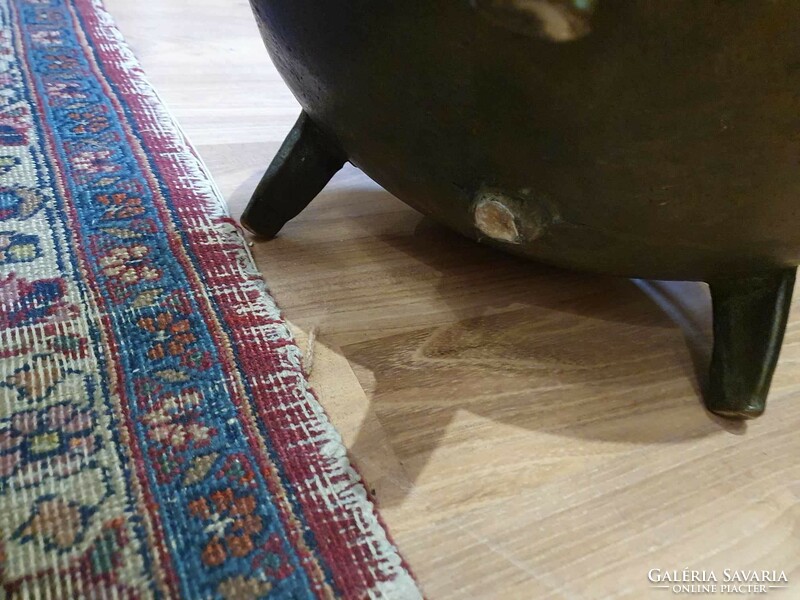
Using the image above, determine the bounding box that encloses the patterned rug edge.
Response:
[70,0,421,596]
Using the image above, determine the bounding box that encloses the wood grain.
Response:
[103,1,800,597]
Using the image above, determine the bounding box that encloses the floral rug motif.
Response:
[0,0,420,597]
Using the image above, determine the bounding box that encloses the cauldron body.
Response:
[243,0,800,418]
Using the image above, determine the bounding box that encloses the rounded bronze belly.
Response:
[242,0,800,419]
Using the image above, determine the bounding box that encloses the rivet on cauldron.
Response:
[474,194,521,244]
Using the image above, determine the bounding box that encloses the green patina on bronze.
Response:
[243,0,800,419]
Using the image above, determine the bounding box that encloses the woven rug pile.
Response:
[0,0,420,597]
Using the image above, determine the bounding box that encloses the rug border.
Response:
[69,0,423,597]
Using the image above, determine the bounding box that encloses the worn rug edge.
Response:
[83,0,421,596]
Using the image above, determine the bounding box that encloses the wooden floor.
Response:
[105,1,800,598]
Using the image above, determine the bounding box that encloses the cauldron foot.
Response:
[241,111,347,238]
[706,268,796,419]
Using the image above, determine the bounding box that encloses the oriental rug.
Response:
[0,0,420,597]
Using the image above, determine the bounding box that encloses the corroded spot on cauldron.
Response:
[474,189,553,244]
[472,0,596,42]
[474,195,521,243]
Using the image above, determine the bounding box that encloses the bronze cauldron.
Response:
[242,0,800,419]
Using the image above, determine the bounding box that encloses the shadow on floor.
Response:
[240,176,748,507]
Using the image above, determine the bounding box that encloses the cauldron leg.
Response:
[241,111,347,238]
[706,268,796,419]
